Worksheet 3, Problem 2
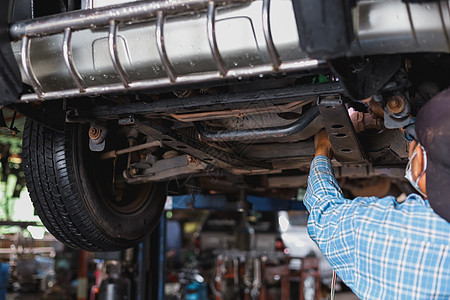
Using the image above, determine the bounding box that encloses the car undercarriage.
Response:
[1,0,449,250]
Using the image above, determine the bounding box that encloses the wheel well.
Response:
[11,101,66,132]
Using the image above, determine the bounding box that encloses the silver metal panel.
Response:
[10,0,248,39]
[354,0,450,55]
[12,0,307,99]
[10,0,450,102]
[18,60,320,102]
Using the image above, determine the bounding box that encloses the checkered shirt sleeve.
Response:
[304,155,450,300]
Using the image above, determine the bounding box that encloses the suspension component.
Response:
[124,154,207,183]
[383,94,411,129]
[386,95,406,114]
[88,123,107,151]
[88,126,102,140]
[100,140,162,160]
[350,111,384,133]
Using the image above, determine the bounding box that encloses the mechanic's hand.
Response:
[314,130,332,159]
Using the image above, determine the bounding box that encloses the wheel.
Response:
[22,119,167,251]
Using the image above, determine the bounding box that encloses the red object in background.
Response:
[167,272,179,283]
[275,238,285,252]
[90,262,102,300]
[194,236,201,251]
[89,286,99,300]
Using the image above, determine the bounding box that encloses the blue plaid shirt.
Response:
[304,156,450,300]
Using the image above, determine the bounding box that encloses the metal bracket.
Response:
[318,96,368,164]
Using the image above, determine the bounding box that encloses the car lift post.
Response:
[136,215,166,300]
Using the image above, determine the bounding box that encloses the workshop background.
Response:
[0,108,358,300]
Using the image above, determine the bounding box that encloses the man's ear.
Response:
[411,144,425,180]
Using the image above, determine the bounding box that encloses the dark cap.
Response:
[416,88,450,222]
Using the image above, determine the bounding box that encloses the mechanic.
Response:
[304,89,450,299]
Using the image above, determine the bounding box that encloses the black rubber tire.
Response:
[22,119,167,251]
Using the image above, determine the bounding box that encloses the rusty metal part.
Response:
[169,101,307,122]
[88,124,108,151]
[366,97,384,119]
[100,140,162,160]
[88,126,102,140]
[350,111,384,133]
[386,95,406,114]
[383,94,411,129]
[124,154,208,183]
[162,150,179,159]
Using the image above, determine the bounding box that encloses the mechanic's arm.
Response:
[304,130,360,283]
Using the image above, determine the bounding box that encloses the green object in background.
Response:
[0,135,22,156]
[0,127,37,222]
[0,174,39,223]
[312,74,330,83]
[0,175,17,220]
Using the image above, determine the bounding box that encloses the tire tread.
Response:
[23,120,118,250]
